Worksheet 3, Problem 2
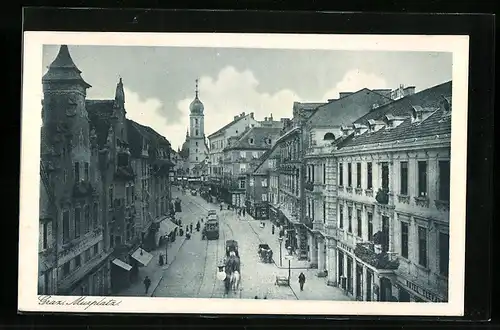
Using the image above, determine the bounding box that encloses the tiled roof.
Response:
[126,119,171,159]
[338,81,452,149]
[207,115,247,138]
[353,81,452,126]
[86,100,114,148]
[307,88,393,127]
[42,45,91,88]
[224,126,282,151]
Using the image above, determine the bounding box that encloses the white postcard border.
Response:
[19,32,469,316]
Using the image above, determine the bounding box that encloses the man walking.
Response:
[144,276,152,295]
[298,272,306,291]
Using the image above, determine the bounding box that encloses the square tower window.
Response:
[195,129,199,136]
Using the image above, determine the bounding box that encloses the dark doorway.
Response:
[347,256,353,295]
[398,287,411,302]
[380,277,392,302]
[356,263,363,300]
[366,270,373,301]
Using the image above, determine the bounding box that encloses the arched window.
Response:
[323,132,336,140]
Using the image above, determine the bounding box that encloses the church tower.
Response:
[187,79,208,175]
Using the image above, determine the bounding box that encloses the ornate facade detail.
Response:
[365,188,373,197]
[346,186,353,193]
[397,194,410,204]
[355,187,363,195]
[414,196,430,208]
[434,200,450,211]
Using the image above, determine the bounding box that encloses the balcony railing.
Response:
[354,242,400,270]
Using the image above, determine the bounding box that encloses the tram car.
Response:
[202,218,219,240]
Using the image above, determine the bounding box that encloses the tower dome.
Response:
[189,79,204,114]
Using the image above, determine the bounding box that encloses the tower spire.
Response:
[195,78,199,98]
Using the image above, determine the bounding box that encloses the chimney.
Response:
[242,112,246,117]
[404,86,416,96]
[264,117,268,121]
[270,113,273,121]
[250,112,254,119]
[234,115,239,121]
[339,92,353,99]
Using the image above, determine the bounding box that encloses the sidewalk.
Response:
[115,235,187,297]
[245,218,353,301]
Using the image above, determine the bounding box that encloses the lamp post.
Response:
[278,236,283,267]
[165,235,169,265]
[285,253,292,284]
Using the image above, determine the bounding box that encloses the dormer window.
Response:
[323,132,335,141]
[249,138,255,145]
[411,105,438,124]
[265,138,272,145]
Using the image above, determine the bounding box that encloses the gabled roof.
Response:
[307,88,393,127]
[338,81,452,149]
[207,114,248,138]
[224,126,282,151]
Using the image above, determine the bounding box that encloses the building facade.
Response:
[39,45,112,295]
[221,126,281,207]
[207,112,261,198]
[333,81,451,302]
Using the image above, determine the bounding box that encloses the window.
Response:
[240,164,246,173]
[63,262,70,276]
[323,164,326,184]
[401,222,409,258]
[75,255,81,268]
[381,162,389,189]
[339,163,343,186]
[249,138,254,145]
[367,162,372,189]
[367,213,373,241]
[253,151,259,159]
[196,142,198,146]
[42,221,48,250]
[109,186,114,205]
[196,157,198,161]
[356,209,362,237]
[74,208,81,238]
[347,163,352,187]
[382,216,389,252]
[84,248,91,261]
[347,207,352,233]
[63,210,70,243]
[439,232,449,276]
[94,243,99,255]
[63,169,67,184]
[418,226,428,267]
[195,129,199,136]
[261,179,267,187]
[339,205,343,228]
[74,162,80,182]
[352,164,359,190]
[323,202,327,223]
[84,205,90,233]
[195,118,198,125]
[262,194,267,202]
[84,163,89,181]
[439,161,450,201]
[240,151,246,159]
[418,161,428,197]
[239,180,246,189]
[400,162,408,195]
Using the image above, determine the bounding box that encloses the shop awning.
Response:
[158,218,179,236]
[112,258,132,271]
[131,248,153,267]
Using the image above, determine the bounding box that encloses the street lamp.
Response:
[285,253,293,284]
[278,236,283,267]
[165,234,169,264]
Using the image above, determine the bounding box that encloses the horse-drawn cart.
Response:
[258,243,273,263]
[275,275,290,286]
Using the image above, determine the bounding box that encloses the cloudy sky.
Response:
[42,45,452,150]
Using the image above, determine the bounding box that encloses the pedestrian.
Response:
[242,208,246,216]
[298,272,306,291]
[254,296,258,299]
[272,224,275,235]
[190,223,193,233]
[144,276,151,294]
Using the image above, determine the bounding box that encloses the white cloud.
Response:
[124,87,189,150]
[125,67,389,150]
[321,69,389,100]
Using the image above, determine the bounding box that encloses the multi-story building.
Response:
[221,126,281,207]
[207,112,260,197]
[302,88,394,281]
[275,101,326,259]
[332,81,451,302]
[39,45,112,295]
[127,120,173,253]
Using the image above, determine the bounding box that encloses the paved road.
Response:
[153,193,298,299]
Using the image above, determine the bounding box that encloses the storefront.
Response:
[252,202,269,220]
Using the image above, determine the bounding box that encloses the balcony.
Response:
[114,165,135,181]
[354,187,363,195]
[304,181,314,191]
[415,196,430,208]
[346,186,353,194]
[365,188,373,197]
[435,200,450,212]
[375,188,389,204]
[397,194,410,204]
[354,242,400,270]
[72,180,95,198]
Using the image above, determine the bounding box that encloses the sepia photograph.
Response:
[19,32,469,315]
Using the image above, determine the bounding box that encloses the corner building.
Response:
[333,81,451,302]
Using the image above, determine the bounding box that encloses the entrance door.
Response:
[366,270,373,301]
[346,256,353,295]
[355,263,363,300]
[398,287,411,302]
